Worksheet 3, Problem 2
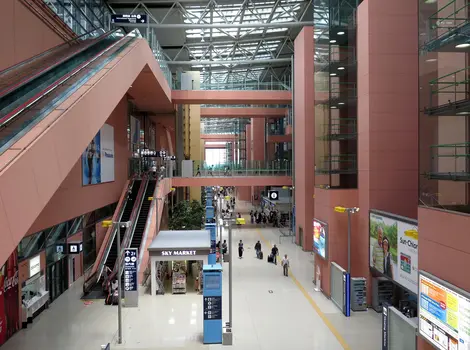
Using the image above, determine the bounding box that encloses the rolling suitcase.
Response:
[258,251,263,260]
[267,254,273,263]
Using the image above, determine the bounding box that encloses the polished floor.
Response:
[4,221,381,350]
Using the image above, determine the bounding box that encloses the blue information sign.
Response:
[124,248,138,292]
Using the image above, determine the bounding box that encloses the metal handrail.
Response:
[84,180,131,291]
[0,29,132,128]
[0,29,114,99]
[113,176,148,277]
[0,28,105,77]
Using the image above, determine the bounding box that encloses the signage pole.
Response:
[228,222,233,328]
[116,223,123,344]
[347,211,351,273]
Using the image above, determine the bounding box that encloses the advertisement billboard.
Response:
[82,124,115,186]
[313,219,327,259]
[0,251,20,346]
[419,271,470,350]
[369,210,418,293]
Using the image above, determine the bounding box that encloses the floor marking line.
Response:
[256,229,351,350]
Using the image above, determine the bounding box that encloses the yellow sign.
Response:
[236,218,246,225]
[334,206,346,213]
[102,220,113,228]
[148,197,154,201]
[225,196,231,200]
[170,187,176,192]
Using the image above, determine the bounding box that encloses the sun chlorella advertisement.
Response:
[369,211,418,293]
[313,219,327,259]
[419,272,470,350]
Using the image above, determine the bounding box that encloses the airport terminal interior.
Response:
[0,0,469,349]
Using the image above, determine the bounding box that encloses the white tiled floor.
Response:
[3,204,381,350]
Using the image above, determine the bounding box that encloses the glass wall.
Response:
[18,202,117,267]
[419,0,470,213]
[313,0,360,189]
[44,0,111,35]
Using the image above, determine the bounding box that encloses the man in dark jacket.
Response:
[254,241,262,258]
[271,245,279,265]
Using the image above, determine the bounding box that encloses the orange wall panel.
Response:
[0,0,64,71]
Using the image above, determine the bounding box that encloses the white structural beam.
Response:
[166,58,291,65]
[113,21,314,29]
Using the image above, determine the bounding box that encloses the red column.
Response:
[294,27,315,250]
[357,0,418,300]
[251,118,265,162]
[246,124,252,162]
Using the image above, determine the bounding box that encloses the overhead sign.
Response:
[111,14,148,24]
[68,242,83,254]
[138,149,167,158]
[161,250,197,257]
[268,190,279,201]
[124,249,138,292]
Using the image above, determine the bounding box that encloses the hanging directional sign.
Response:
[138,149,168,158]
[268,190,279,201]
[111,14,148,24]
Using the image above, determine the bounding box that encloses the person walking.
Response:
[195,165,201,176]
[238,240,244,258]
[271,244,279,265]
[281,254,290,277]
[254,240,261,258]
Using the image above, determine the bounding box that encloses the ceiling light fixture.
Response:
[338,67,345,70]
[338,102,345,105]
[457,111,470,115]
[330,73,337,76]
[330,106,337,109]
[426,58,437,62]
[337,31,345,35]
[456,43,470,48]
[330,40,337,43]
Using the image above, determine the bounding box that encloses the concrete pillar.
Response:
[294,26,315,251]
[357,0,418,295]
[251,118,265,163]
[246,124,252,163]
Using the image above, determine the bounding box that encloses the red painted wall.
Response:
[26,97,130,234]
[0,0,65,71]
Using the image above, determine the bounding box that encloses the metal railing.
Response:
[317,118,357,140]
[427,67,470,109]
[182,160,292,177]
[428,142,470,180]
[174,81,290,91]
[147,28,172,87]
[426,0,470,44]
[316,154,357,174]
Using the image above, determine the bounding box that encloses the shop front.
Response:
[148,230,211,296]
[20,253,49,327]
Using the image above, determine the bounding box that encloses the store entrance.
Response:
[46,257,68,302]
[156,260,204,295]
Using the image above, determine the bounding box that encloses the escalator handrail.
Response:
[0,28,106,78]
[0,29,130,128]
[0,29,116,100]
[113,176,149,277]
[83,179,132,292]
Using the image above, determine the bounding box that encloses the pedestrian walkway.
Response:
[2,220,380,350]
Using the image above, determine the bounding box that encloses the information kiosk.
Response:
[205,223,217,264]
[202,264,223,344]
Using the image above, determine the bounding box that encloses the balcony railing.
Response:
[423,0,470,52]
[317,118,357,141]
[425,67,470,116]
[174,81,291,91]
[316,154,357,175]
[427,142,470,181]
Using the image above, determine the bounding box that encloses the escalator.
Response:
[82,179,142,298]
[104,180,142,272]
[129,180,156,251]
[0,29,109,98]
[0,28,136,152]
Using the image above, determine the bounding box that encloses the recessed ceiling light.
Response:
[330,40,337,43]
[338,102,345,105]
[457,111,470,115]
[456,43,470,48]
[426,58,437,62]
[337,31,345,35]
[338,67,345,70]
[330,106,337,109]
[330,73,337,76]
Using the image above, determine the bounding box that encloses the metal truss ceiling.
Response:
[107,0,314,84]
[201,118,250,134]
